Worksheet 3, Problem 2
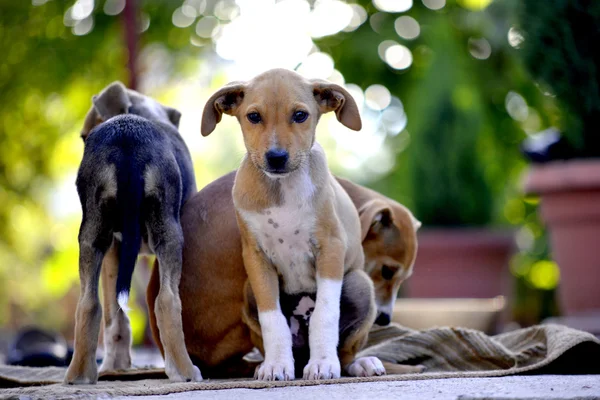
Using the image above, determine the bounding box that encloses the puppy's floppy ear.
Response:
[312,80,362,131]
[358,199,393,241]
[164,106,182,128]
[80,105,102,140]
[93,81,132,120]
[201,83,245,136]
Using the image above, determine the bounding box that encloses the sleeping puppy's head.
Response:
[200,68,361,178]
[80,81,181,140]
[359,199,421,326]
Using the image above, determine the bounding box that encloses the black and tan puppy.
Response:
[65,82,201,384]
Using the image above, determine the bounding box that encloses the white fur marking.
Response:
[259,309,293,362]
[378,299,395,321]
[240,164,318,293]
[309,277,342,359]
[117,292,131,313]
[257,309,294,380]
[293,296,315,321]
[303,277,342,380]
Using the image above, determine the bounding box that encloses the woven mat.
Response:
[1,323,599,399]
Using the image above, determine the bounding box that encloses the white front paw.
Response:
[346,356,385,377]
[255,359,295,381]
[303,356,341,380]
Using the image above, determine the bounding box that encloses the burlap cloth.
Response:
[1,323,598,399]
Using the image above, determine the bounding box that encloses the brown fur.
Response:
[147,177,420,377]
[147,71,419,379]
[202,69,366,380]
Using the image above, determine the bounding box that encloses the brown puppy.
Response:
[203,68,369,381]
[147,70,420,379]
[147,172,421,378]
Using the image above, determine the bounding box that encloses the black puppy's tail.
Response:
[115,163,144,312]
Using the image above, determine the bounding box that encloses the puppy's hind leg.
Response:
[65,217,112,384]
[150,217,202,382]
[99,239,132,372]
[339,270,424,376]
[338,269,385,378]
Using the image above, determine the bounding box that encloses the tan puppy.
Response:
[197,68,387,381]
[146,172,421,378]
[338,177,421,326]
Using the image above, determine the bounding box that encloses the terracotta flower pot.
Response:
[524,159,600,315]
[404,229,514,299]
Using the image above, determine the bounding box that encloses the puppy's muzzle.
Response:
[265,148,289,174]
[374,312,391,326]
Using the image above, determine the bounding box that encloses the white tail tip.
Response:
[118,292,131,313]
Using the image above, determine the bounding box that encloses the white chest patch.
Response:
[241,169,318,294]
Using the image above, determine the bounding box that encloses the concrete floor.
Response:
[113,375,600,400]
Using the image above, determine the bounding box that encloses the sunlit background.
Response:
[0,0,564,345]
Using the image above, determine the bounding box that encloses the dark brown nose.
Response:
[265,149,289,172]
[374,312,391,326]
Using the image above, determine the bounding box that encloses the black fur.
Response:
[76,114,196,302]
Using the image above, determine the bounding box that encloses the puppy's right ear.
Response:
[80,105,102,140]
[358,199,393,241]
[201,83,245,136]
[93,81,132,120]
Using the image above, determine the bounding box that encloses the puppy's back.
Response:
[77,114,192,302]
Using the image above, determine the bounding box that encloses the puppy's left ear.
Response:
[312,81,362,131]
[92,81,132,120]
[164,106,182,128]
[358,199,393,241]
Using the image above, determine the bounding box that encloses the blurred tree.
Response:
[0,0,206,336]
[0,0,572,335]
[520,0,600,157]
[318,0,555,226]
[317,0,562,322]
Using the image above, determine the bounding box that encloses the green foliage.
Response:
[520,0,600,156]
[0,0,205,334]
[321,0,550,226]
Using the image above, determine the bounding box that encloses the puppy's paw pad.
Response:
[255,360,294,381]
[347,356,385,377]
[303,357,341,380]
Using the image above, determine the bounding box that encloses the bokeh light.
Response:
[395,16,420,40]
[422,0,446,10]
[468,37,492,60]
[385,44,413,69]
[374,0,413,13]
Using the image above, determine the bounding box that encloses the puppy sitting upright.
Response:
[201,69,383,380]
[65,82,201,384]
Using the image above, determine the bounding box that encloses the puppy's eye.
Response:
[381,265,396,280]
[292,110,308,123]
[247,112,261,124]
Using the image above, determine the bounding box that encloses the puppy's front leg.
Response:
[303,237,344,380]
[240,221,294,381]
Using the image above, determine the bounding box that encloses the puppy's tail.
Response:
[115,163,144,313]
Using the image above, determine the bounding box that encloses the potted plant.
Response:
[520,0,600,315]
